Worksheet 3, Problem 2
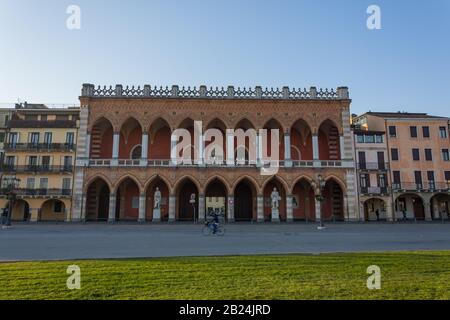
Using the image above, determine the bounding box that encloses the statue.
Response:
[154,187,162,209]
[271,187,280,209]
[153,187,162,222]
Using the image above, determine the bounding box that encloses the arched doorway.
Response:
[363,198,387,221]
[263,177,287,221]
[176,178,199,221]
[119,118,142,159]
[205,178,228,221]
[90,117,114,159]
[205,119,227,164]
[145,176,170,222]
[322,179,344,221]
[290,119,313,160]
[85,178,110,221]
[40,199,66,222]
[430,193,450,220]
[318,120,341,160]
[292,178,315,221]
[395,194,425,220]
[10,199,30,222]
[234,118,256,165]
[115,177,140,221]
[262,119,284,162]
[149,118,171,160]
[234,178,257,222]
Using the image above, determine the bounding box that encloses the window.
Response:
[440,126,448,138]
[422,126,430,138]
[25,114,38,120]
[39,178,48,190]
[29,132,40,145]
[56,114,69,121]
[425,149,433,161]
[414,171,423,189]
[132,197,139,209]
[427,171,435,189]
[358,152,366,169]
[389,126,397,137]
[0,132,5,143]
[8,132,18,145]
[28,156,38,166]
[42,156,51,170]
[377,151,385,169]
[364,135,375,143]
[378,174,387,188]
[63,156,72,170]
[4,115,9,126]
[62,178,71,192]
[445,171,450,182]
[410,126,418,138]
[393,171,401,188]
[391,148,399,161]
[66,132,74,145]
[412,148,420,161]
[44,132,52,145]
[26,178,35,190]
[5,156,15,166]
[40,115,47,121]
[443,149,450,161]
[375,135,383,143]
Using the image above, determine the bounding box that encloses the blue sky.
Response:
[0,0,449,116]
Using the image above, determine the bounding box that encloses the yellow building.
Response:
[0,103,79,222]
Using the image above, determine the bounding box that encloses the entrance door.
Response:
[234,183,253,221]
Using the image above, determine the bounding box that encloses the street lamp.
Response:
[1,176,21,228]
[314,174,326,230]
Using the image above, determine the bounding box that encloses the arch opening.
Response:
[290,119,313,160]
[119,118,142,159]
[233,179,257,222]
[292,179,316,221]
[115,178,140,221]
[176,178,199,222]
[90,117,114,159]
[145,177,170,222]
[85,178,110,221]
[318,120,341,160]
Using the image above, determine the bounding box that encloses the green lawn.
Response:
[0,252,449,300]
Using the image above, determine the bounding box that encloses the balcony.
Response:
[0,188,72,197]
[7,119,77,129]
[392,182,450,192]
[357,162,389,170]
[360,186,389,195]
[4,143,76,152]
[0,165,74,173]
[87,159,346,168]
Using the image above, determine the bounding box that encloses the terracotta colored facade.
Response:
[70,84,357,223]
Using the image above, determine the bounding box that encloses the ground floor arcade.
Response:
[0,197,71,222]
[394,192,450,221]
[73,167,355,223]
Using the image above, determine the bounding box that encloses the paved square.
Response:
[1,223,450,261]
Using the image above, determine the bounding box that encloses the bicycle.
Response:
[202,220,225,236]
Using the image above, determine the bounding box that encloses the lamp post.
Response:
[314,174,326,230]
[1,176,21,229]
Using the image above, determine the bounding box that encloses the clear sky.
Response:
[0,0,449,116]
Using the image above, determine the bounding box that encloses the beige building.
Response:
[353,112,450,221]
[352,127,391,221]
[0,103,79,222]
[0,108,14,161]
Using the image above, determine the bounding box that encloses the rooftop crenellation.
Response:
[81,84,349,100]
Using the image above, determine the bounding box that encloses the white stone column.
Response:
[386,198,394,222]
[432,198,440,219]
[284,133,292,167]
[85,133,91,159]
[168,194,176,222]
[315,199,322,222]
[424,202,432,221]
[258,134,263,165]
[339,135,345,160]
[112,132,120,166]
[227,195,234,222]
[197,134,204,166]
[312,134,320,167]
[286,195,293,222]
[108,193,116,223]
[257,195,264,222]
[141,133,148,166]
[226,131,234,166]
[138,193,146,223]
[170,134,177,166]
[198,194,205,222]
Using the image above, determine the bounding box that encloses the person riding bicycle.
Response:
[209,209,221,234]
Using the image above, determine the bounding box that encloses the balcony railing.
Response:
[0,165,74,173]
[360,186,389,195]
[4,143,76,152]
[392,182,450,192]
[0,188,72,196]
[87,159,346,168]
[357,162,389,170]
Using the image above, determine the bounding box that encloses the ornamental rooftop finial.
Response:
[81,84,349,100]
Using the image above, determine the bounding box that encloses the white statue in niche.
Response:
[271,187,280,209]
[154,187,162,209]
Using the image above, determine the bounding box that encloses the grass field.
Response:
[0,251,449,300]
